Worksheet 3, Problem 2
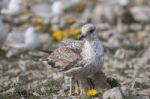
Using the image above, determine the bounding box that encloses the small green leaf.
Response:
[0,49,6,57]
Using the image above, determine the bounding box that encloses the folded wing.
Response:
[47,40,84,72]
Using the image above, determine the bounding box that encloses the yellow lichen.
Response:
[32,18,43,24]
[35,25,42,31]
[52,31,64,41]
[70,28,80,34]
[87,89,98,96]
[65,17,76,25]
[137,34,145,41]
[50,27,81,41]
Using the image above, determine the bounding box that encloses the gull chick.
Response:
[0,19,7,47]
[5,27,41,57]
[46,24,109,95]
[1,0,23,16]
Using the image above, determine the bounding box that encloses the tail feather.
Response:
[38,49,53,54]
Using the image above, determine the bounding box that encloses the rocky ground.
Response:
[0,0,150,99]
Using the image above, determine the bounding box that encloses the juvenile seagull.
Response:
[1,0,23,16]
[46,24,109,95]
[5,27,41,57]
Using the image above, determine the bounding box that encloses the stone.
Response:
[129,24,143,32]
[133,96,150,99]
[103,86,132,99]
[131,6,150,22]
[138,89,150,96]
[114,48,135,60]
[17,74,29,84]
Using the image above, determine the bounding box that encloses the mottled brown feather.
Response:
[60,39,83,53]
[47,41,84,72]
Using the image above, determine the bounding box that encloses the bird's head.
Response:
[25,27,40,40]
[25,27,40,49]
[79,24,97,40]
[51,1,63,15]
[25,27,35,37]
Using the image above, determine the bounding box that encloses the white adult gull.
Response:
[31,0,80,18]
[1,0,23,16]
[46,24,110,95]
[4,27,41,57]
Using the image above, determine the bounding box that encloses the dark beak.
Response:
[79,35,85,40]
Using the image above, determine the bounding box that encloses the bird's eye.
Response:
[89,28,95,33]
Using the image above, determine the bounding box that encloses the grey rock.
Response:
[93,5,116,24]
[133,96,150,99]
[138,89,150,96]
[103,35,122,50]
[100,30,115,40]
[131,6,150,22]
[101,0,129,6]
[103,86,132,99]
[144,25,150,32]
[53,95,78,99]
[129,24,143,32]
[32,92,40,96]
[114,48,135,60]
[103,86,150,99]
[17,74,29,84]
[134,47,150,68]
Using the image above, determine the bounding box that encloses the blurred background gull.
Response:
[4,27,41,57]
[31,0,80,18]
[1,0,24,16]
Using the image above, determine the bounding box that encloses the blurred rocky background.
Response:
[0,0,150,98]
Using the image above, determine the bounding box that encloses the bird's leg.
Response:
[91,70,110,90]
[64,76,72,96]
[69,76,72,96]
[78,77,90,95]
[74,80,80,95]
